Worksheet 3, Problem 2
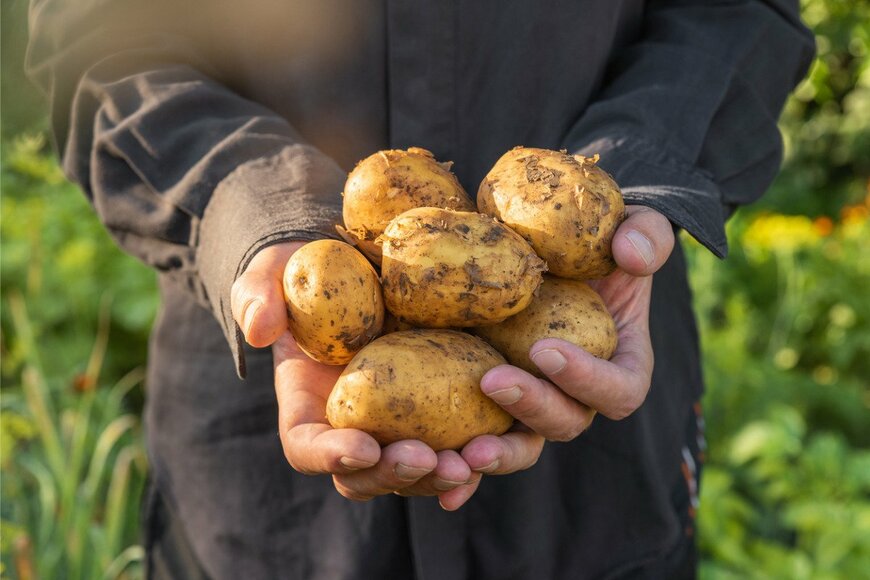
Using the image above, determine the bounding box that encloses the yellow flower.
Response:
[743,213,821,253]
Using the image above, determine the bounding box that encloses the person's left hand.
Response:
[456,205,676,503]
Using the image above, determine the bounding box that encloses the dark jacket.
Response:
[28,1,814,578]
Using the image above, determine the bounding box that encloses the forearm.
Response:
[28,0,345,375]
[563,0,815,257]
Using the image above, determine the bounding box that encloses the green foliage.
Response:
[1,136,156,579]
[689,208,870,578]
[1,134,159,381]
[689,2,870,576]
[764,0,870,217]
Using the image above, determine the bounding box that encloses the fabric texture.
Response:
[28,0,814,578]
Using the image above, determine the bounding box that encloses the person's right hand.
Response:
[231,242,479,507]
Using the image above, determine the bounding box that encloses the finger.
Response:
[274,331,378,475]
[612,206,675,276]
[395,450,473,497]
[529,337,652,421]
[231,242,305,348]
[281,423,382,476]
[438,473,483,511]
[479,365,596,441]
[332,440,438,501]
[461,426,545,476]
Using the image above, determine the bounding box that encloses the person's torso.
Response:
[192,0,644,188]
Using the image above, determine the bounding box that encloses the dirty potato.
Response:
[283,240,384,365]
[381,311,417,335]
[478,147,625,279]
[474,276,617,378]
[380,208,546,328]
[326,329,513,450]
[340,147,475,263]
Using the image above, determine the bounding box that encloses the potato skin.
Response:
[341,147,475,263]
[474,276,617,378]
[326,329,513,450]
[381,311,417,335]
[283,240,384,365]
[380,208,546,328]
[478,147,625,279]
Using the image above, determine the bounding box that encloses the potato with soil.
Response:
[326,329,513,450]
[381,311,417,335]
[380,208,546,328]
[340,147,475,263]
[474,276,617,378]
[283,240,384,365]
[478,147,625,279]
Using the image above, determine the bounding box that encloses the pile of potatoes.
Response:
[283,146,625,451]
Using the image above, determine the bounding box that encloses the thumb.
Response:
[611,206,675,277]
[231,242,306,348]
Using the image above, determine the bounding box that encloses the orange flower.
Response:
[813,216,834,236]
[841,204,868,225]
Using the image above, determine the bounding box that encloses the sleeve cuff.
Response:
[571,136,729,259]
[196,144,345,378]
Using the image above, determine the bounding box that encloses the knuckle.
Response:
[232,271,256,298]
[231,274,246,295]
[524,451,543,470]
[508,394,538,418]
[628,388,648,415]
[282,443,317,476]
[521,443,545,470]
[230,279,247,313]
[286,456,316,476]
[280,441,296,467]
[605,385,649,421]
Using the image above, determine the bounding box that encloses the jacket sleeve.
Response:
[562,0,815,257]
[26,0,345,377]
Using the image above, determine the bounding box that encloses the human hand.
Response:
[231,243,477,505]
[460,206,676,478]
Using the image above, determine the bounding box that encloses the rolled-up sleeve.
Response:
[27,0,344,376]
[563,0,815,257]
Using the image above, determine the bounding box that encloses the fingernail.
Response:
[433,478,467,491]
[626,230,654,267]
[395,463,431,481]
[531,349,567,375]
[242,299,263,336]
[340,456,375,470]
[476,459,500,473]
[485,386,523,405]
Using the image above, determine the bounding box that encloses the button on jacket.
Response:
[28,1,814,578]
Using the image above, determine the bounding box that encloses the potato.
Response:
[283,240,384,365]
[326,329,513,450]
[381,311,417,335]
[380,208,546,328]
[478,147,625,279]
[474,276,617,378]
[340,147,475,263]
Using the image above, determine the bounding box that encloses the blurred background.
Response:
[1,0,868,578]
